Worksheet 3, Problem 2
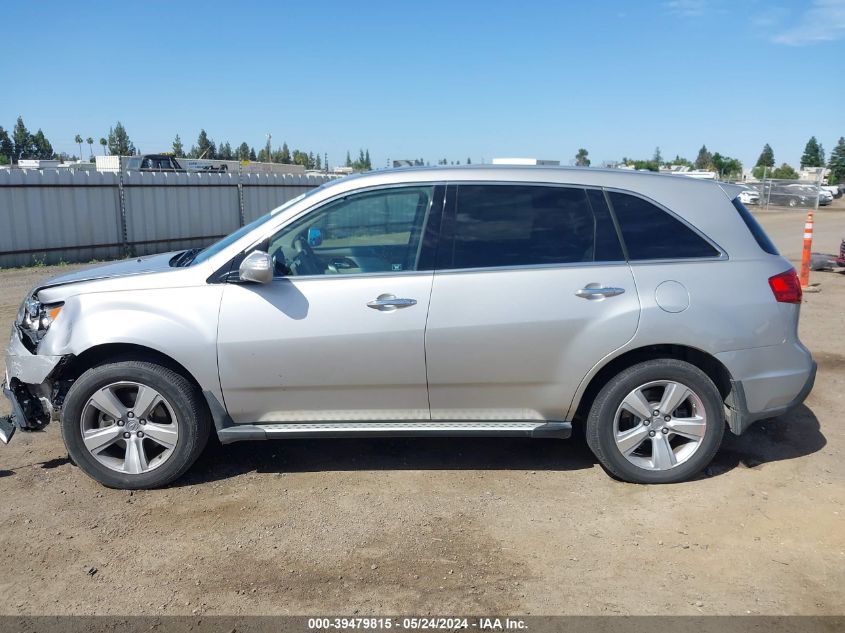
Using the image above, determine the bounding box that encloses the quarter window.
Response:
[266,186,434,276]
[445,185,624,270]
[608,191,720,260]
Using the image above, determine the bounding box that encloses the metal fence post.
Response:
[117,155,132,257]
[237,161,246,227]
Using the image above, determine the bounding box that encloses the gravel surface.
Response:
[0,209,843,615]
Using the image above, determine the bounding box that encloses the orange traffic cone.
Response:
[799,211,814,289]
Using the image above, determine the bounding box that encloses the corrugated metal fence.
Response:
[0,169,334,268]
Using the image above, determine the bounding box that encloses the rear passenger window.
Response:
[447,185,624,269]
[608,192,720,260]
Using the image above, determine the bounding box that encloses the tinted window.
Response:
[586,189,626,262]
[447,185,624,269]
[732,197,779,255]
[608,192,719,260]
[267,186,434,276]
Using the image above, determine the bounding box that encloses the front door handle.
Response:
[575,285,625,300]
[367,295,418,310]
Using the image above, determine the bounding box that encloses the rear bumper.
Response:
[718,342,816,434]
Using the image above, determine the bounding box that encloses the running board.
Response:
[216,421,571,444]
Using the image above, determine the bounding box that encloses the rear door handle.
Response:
[367,295,417,310]
[575,285,625,300]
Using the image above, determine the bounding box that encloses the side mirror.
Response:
[238,250,273,284]
[307,226,323,247]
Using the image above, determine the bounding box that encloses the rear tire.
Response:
[585,359,724,484]
[61,360,210,489]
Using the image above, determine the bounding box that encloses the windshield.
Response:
[188,190,320,266]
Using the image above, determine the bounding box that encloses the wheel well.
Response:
[572,344,733,425]
[54,343,203,400]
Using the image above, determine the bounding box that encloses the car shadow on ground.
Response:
[180,433,599,486]
[177,403,825,486]
[706,403,825,477]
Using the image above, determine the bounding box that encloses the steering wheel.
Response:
[290,233,324,275]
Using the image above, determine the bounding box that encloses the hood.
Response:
[36,251,181,291]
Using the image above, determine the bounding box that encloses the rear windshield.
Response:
[731,197,779,255]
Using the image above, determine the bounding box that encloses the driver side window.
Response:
[267,186,434,277]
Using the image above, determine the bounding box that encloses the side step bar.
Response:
[217,421,571,445]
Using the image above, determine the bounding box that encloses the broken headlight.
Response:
[17,296,63,348]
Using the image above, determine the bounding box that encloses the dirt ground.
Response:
[0,207,843,616]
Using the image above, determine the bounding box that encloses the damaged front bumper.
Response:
[1,331,62,444]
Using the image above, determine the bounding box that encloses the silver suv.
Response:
[1,166,816,488]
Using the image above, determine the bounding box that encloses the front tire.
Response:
[585,359,724,484]
[61,360,210,489]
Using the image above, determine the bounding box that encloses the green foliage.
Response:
[32,129,54,159]
[800,136,824,168]
[0,126,12,163]
[694,144,712,170]
[771,163,799,179]
[172,134,185,157]
[13,116,36,160]
[237,142,250,160]
[575,148,590,167]
[345,151,352,167]
[670,155,692,167]
[86,137,94,160]
[249,147,256,161]
[351,148,372,171]
[827,137,845,184]
[190,129,216,159]
[280,142,291,164]
[218,141,233,160]
[653,146,662,164]
[99,137,108,155]
[756,143,775,168]
[623,158,659,171]
[711,153,742,179]
[107,122,135,156]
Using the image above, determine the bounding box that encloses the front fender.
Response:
[39,286,225,401]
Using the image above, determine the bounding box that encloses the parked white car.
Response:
[738,187,760,205]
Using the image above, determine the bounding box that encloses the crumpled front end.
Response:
[1,326,63,444]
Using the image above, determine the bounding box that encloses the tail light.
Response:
[768,269,802,304]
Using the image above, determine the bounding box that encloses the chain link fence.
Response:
[735,172,832,211]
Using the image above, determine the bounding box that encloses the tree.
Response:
[86,137,94,160]
[218,141,233,160]
[0,126,13,163]
[826,137,845,184]
[574,148,590,167]
[191,129,215,159]
[670,155,692,167]
[771,163,799,179]
[345,151,352,167]
[653,146,663,164]
[99,137,108,155]
[249,147,257,161]
[364,149,371,170]
[172,134,185,157]
[800,136,824,168]
[74,134,83,160]
[237,142,250,161]
[694,144,712,170]
[711,153,742,179]
[756,143,775,168]
[280,142,291,164]
[13,116,35,161]
[107,122,135,156]
[466,157,471,165]
[32,130,54,160]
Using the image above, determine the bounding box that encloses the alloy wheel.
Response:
[612,380,707,471]
[80,381,179,475]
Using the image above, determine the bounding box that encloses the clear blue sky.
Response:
[2,0,843,169]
